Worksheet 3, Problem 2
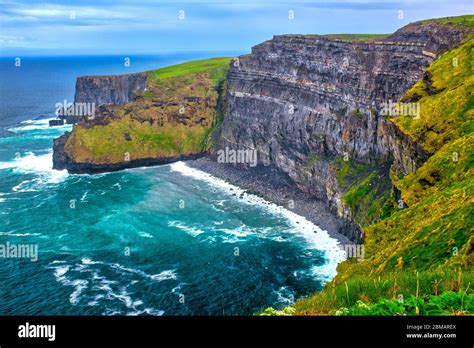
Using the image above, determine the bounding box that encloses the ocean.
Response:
[0,54,345,315]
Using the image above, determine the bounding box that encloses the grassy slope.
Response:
[421,14,474,28]
[393,36,474,154]
[150,57,231,83]
[332,156,394,226]
[65,58,231,164]
[266,35,474,316]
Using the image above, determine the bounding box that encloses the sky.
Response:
[0,0,473,56]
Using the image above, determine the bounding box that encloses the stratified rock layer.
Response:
[74,72,148,106]
[218,21,473,230]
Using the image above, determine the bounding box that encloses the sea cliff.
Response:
[52,16,474,311]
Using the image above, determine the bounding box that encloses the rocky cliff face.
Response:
[74,72,148,106]
[389,20,474,55]
[53,19,473,242]
[218,21,473,232]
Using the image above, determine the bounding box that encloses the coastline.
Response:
[187,156,357,246]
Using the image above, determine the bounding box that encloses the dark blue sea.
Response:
[0,54,345,315]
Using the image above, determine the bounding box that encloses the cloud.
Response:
[0,0,472,54]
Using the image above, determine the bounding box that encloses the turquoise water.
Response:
[0,55,345,315]
[0,119,346,315]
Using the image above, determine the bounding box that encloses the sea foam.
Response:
[0,151,68,185]
[169,161,347,281]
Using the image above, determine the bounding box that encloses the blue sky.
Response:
[1,0,473,55]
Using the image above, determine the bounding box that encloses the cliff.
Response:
[218,19,473,231]
[53,58,230,173]
[53,17,473,240]
[257,17,473,315]
[52,15,474,315]
[74,72,148,106]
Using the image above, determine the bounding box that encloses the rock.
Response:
[49,119,64,127]
[74,72,148,106]
[217,19,471,231]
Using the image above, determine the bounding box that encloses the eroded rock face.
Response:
[74,72,148,106]
[218,22,472,232]
[389,21,474,55]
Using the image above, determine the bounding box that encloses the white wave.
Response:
[274,286,295,304]
[81,258,97,265]
[81,258,177,282]
[1,151,68,184]
[54,265,70,278]
[217,225,253,238]
[8,118,72,133]
[150,270,177,281]
[219,235,240,244]
[49,260,167,314]
[125,308,164,316]
[50,264,88,304]
[171,285,182,294]
[138,232,153,238]
[0,231,42,237]
[11,180,37,192]
[168,220,205,237]
[169,161,346,281]
[69,279,89,304]
[80,190,89,202]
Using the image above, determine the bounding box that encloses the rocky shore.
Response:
[187,156,359,244]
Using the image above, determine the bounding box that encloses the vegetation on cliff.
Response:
[394,36,474,154]
[64,58,230,165]
[422,14,474,28]
[333,157,394,226]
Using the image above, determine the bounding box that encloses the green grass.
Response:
[262,269,474,315]
[65,58,231,164]
[394,36,474,154]
[335,291,474,316]
[149,57,232,83]
[65,117,209,163]
[420,14,474,28]
[334,156,370,187]
[333,156,394,225]
[342,172,377,211]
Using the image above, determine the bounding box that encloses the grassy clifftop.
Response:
[421,14,474,28]
[64,58,230,165]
